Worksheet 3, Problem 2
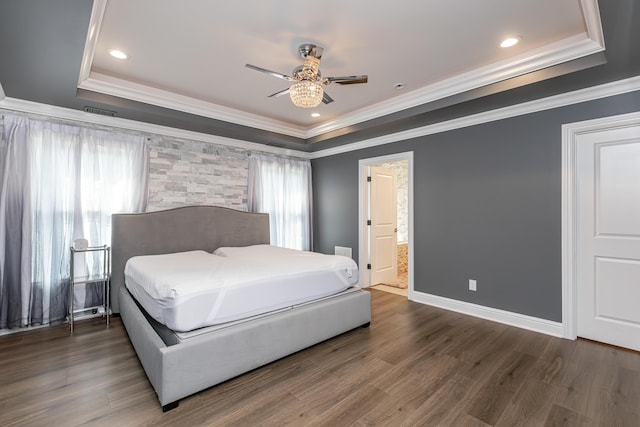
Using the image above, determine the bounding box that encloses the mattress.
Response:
[140,287,364,346]
[124,246,358,332]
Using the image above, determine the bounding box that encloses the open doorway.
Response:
[359,152,413,298]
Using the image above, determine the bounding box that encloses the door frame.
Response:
[561,111,640,339]
[358,152,414,297]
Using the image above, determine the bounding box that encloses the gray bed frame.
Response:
[111,205,371,411]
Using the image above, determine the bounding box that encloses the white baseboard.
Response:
[410,290,565,338]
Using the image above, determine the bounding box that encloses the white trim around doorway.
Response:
[561,110,640,340]
[358,152,414,298]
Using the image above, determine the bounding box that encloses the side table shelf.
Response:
[69,245,110,334]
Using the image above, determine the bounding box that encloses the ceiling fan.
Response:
[245,44,368,108]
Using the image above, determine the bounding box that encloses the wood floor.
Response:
[1,289,639,426]
[371,284,408,297]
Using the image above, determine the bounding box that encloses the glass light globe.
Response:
[289,80,323,108]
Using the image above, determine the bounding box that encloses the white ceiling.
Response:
[78,0,604,139]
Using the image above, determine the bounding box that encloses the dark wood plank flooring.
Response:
[1,289,639,426]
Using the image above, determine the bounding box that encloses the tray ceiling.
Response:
[78,0,604,140]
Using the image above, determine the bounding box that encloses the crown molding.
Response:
[581,0,605,48]
[77,0,107,86]
[78,72,308,139]
[309,75,640,159]
[79,0,305,139]
[306,34,603,139]
[0,97,310,159]
[4,74,638,163]
[0,81,5,101]
[78,1,605,141]
[309,0,603,137]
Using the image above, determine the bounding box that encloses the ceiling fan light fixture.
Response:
[289,80,323,108]
[246,43,367,108]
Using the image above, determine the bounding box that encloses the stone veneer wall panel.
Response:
[147,136,251,211]
[379,160,408,243]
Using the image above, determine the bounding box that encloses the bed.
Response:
[111,205,371,411]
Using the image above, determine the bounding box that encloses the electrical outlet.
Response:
[469,279,477,291]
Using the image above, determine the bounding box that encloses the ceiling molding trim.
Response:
[77,2,308,140]
[306,33,604,139]
[79,33,604,142]
[77,0,107,85]
[309,75,640,159]
[0,81,5,101]
[78,72,307,139]
[581,0,605,48]
[0,97,310,159]
[309,1,605,138]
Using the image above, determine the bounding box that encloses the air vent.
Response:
[83,106,116,117]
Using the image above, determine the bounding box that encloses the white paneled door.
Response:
[370,166,398,285]
[576,125,640,351]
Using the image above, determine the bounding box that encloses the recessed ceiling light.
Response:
[311,112,320,118]
[109,49,128,59]
[500,36,521,48]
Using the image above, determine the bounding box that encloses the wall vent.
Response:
[335,246,352,258]
[83,106,117,117]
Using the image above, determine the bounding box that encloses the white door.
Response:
[576,125,640,351]
[370,166,398,285]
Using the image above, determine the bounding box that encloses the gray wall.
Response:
[312,90,640,322]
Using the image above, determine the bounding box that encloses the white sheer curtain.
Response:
[247,154,313,251]
[0,115,148,328]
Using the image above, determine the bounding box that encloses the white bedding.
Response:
[124,245,358,332]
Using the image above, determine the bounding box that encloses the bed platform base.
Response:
[119,285,371,408]
[112,206,372,409]
[162,401,179,412]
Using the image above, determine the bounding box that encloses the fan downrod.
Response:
[298,43,318,59]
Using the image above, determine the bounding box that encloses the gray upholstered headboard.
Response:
[111,205,270,313]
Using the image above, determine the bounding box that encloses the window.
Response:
[0,115,148,328]
[247,155,312,250]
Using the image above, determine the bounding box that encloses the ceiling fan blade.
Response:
[327,75,368,85]
[245,64,293,81]
[268,88,290,98]
[322,91,334,104]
